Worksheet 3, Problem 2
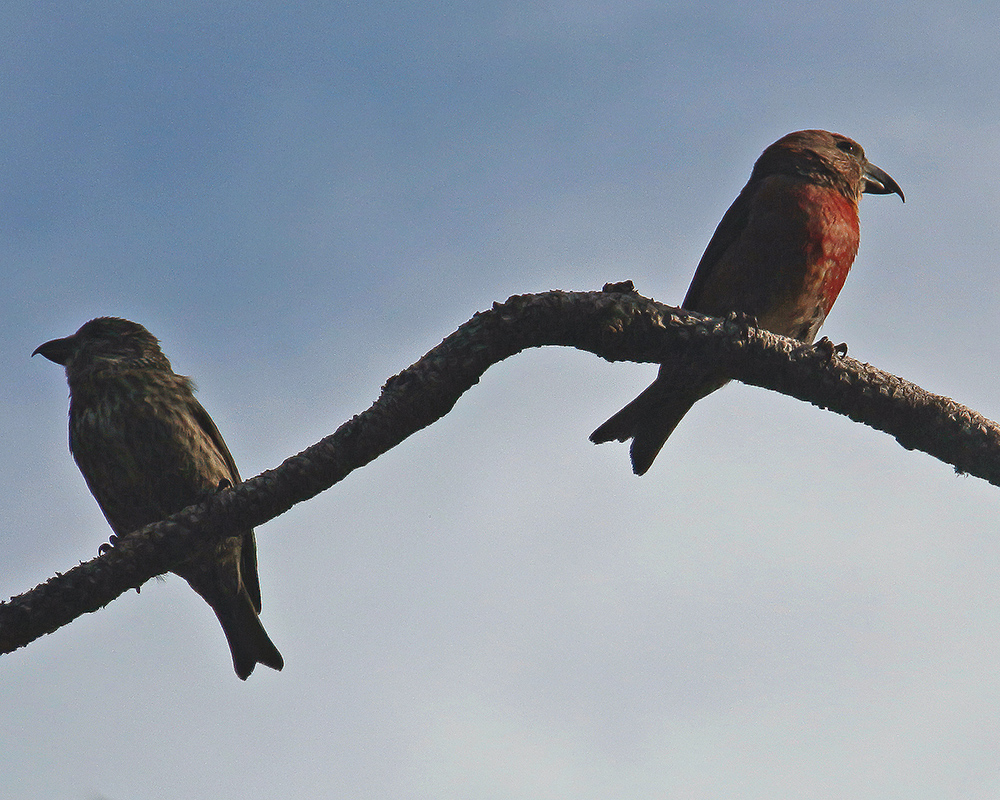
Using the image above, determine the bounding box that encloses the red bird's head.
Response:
[752,129,904,205]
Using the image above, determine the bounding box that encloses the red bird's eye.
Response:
[836,139,860,157]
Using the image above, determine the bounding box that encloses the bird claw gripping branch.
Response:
[811,336,849,362]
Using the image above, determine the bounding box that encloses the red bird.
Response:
[591,129,904,475]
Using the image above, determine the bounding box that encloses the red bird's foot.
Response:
[812,336,849,361]
[725,310,759,332]
[601,280,636,294]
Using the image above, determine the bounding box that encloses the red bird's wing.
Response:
[682,182,753,311]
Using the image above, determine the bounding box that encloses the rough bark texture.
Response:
[3,288,997,654]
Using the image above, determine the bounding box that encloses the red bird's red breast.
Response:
[686,175,861,341]
[797,182,861,319]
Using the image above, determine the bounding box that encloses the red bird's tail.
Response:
[590,386,696,476]
[591,371,730,474]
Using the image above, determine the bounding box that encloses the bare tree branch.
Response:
[3,288,997,655]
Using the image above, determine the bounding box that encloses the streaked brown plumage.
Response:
[34,317,283,679]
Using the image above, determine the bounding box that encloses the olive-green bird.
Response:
[35,317,283,679]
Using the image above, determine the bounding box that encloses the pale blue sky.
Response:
[4,2,1000,798]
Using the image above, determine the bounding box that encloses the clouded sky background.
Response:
[4,2,1000,798]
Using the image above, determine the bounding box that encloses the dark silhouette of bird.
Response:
[591,129,904,474]
[34,317,283,679]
